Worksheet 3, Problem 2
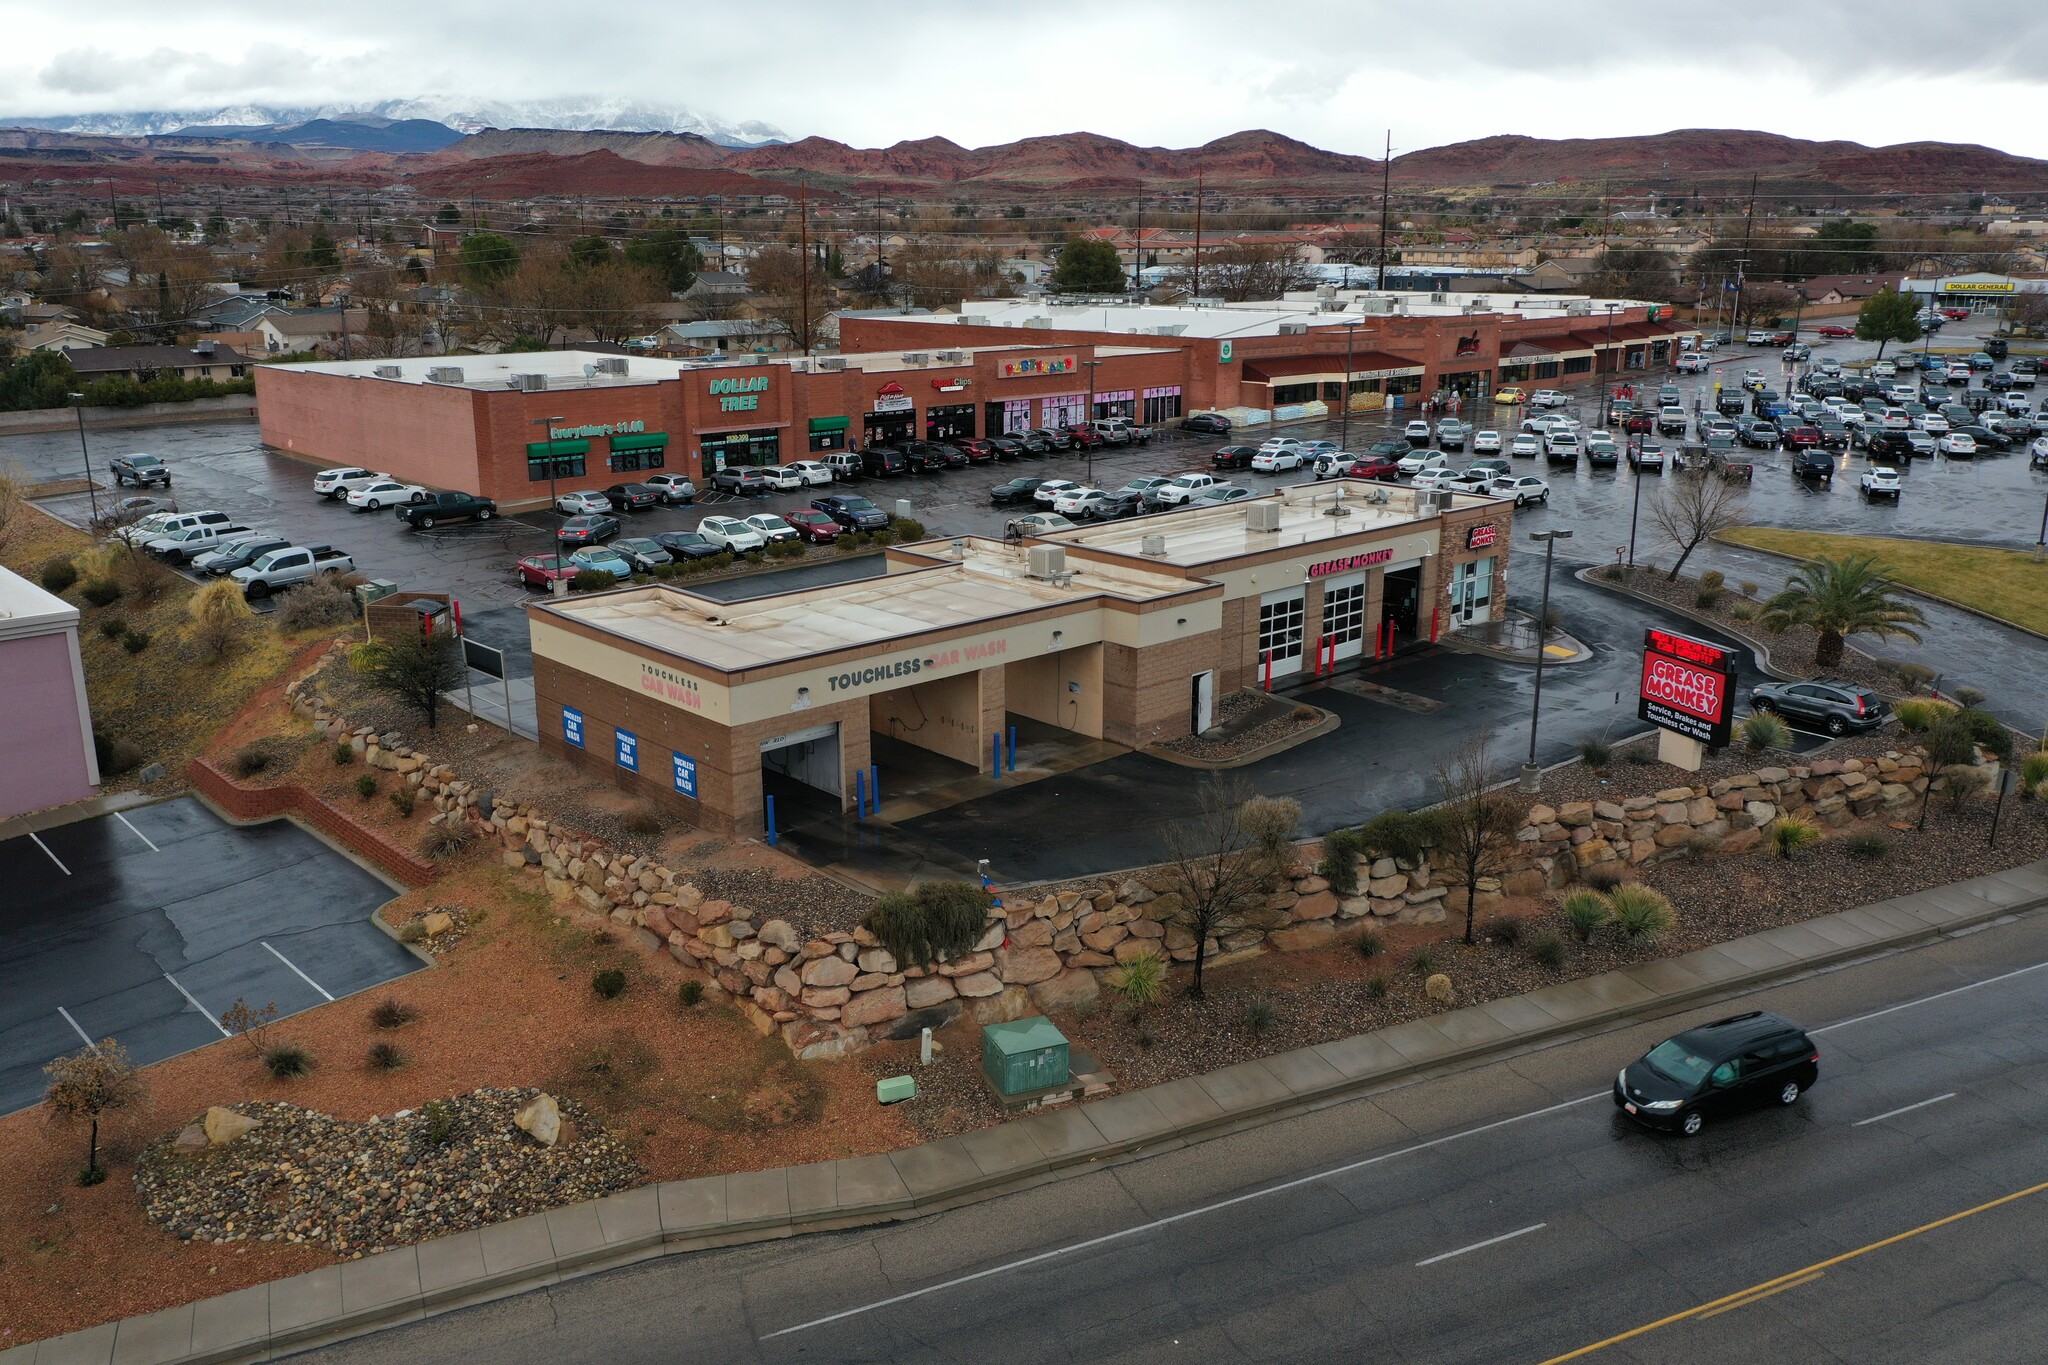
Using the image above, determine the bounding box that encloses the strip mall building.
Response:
[253,291,1688,510]
[526,481,1512,838]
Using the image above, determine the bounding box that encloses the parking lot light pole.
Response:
[68,392,101,527]
[533,414,566,522]
[1598,304,1618,425]
[1519,528,1573,793]
[1081,359,1103,484]
[1339,321,1361,452]
[1627,456,1647,571]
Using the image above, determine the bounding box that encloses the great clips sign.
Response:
[1637,628,1736,746]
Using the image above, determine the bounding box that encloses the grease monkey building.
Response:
[527,481,1512,838]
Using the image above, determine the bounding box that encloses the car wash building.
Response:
[525,481,1510,838]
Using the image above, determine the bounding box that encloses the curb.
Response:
[1144,703,1342,770]
[13,862,2048,1365]
[1574,563,1805,681]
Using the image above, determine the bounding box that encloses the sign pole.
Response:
[453,597,475,725]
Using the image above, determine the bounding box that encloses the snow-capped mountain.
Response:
[2,98,787,147]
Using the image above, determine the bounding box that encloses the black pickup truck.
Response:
[400,491,497,529]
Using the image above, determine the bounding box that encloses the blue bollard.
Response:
[855,767,867,818]
[870,764,881,810]
[992,732,1002,778]
[765,794,778,845]
[1007,725,1018,772]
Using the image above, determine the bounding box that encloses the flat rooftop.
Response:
[0,564,79,641]
[921,292,1673,339]
[534,538,1201,674]
[1047,480,1497,568]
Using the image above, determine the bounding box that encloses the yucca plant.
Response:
[1771,817,1821,860]
[1607,884,1675,943]
[1563,890,1610,942]
[1739,712,1788,752]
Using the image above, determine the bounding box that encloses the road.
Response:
[306,902,2048,1364]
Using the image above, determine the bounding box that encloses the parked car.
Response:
[102,495,179,526]
[1180,413,1232,434]
[1791,449,1835,482]
[1487,475,1551,506]
[1860,467,1903,500]
[1656,406,1690,436]
[1252,446,1305,473]
[1750,677,1888,735]
[515,553,579,589]
[1153,473,1219,505]
[1586,436,1620,467]
[1905,430,1939,458]
[1208,444,1255,470]
[1026,428,1071,453]
[568,547,636,579]
[1544,432,1582,464]
[1629,442,1668,471]
[1493,387,1528,405]
[1472,430,1503,455]
[1409,468,1461,492]
[1815,324,1854,339]
[712,467,776,495]
[1401,420,1432,446]
[986,436,1027,461]
[231,545,355,597]
[1324,455,1400,481]
[556,513,620,545]
[194,534,291,577]
[1065,489,1131,520]
[781,460,838,486]
[1062,426,1107,451]
[1033,479,1083,506]
[696,516,766,552]
[859,447,909,478]
[1005,511,1074,537]
[782,508,844,543]
[812,494,891,530]
[1614,1011,1818,1137]
[989,477,1048,506]
[312,467,387,499]
[653,530,723,560]
[1118,477,1173,502]
[1530,389,1569,407]
[1398,449,1450,476]
[821,453,864,481]
[1186,485,1254,508]
[109,453,172,487]
[145,521,253,564]
[1509,433,1543,459]
[1864,431,1916,463]
[555,489,614,515]
[603,482,662,512]
[743,513,801,545]
[644,473,699,504]
[1435,419,1467,450]
[1051,486,1106,515]
[948,439,997,465]
[1938,431,1978,457]
[1674,354,1709,374]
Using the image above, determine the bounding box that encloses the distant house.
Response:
[657,317,781,355]
[21,319,110,352]
[681,270,749,310]
[62,342,249,383]
[1524,257,1604,292]
[189,294,287,332]
[253,309,370,354]
[1792,274,1901,304]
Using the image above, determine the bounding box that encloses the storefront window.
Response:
[807,417,849,453]
[1498,363,1530,385]
[925,403,976,440]
[1563,356,1593,375]
[1272,381,1318,405]
[862,410,915,446]
[1624,346,1647,371]
[1041,394,1084,429]
[607,435,668,473]
[1386,374,1423,397]
[1452,557,1495,622]
[700,429,782,469]
[1651,340,1670,363]
[526,439,588,482]
[1092,388,1136,420]
[1142,386,1182,424]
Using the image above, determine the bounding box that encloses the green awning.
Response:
[807,416,850,433]
[609,432,670,452]
[526,439,590,457]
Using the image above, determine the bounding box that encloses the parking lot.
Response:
[0,797,417,1114]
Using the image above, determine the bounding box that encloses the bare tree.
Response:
[44,1040,144,1185]
[1430,734,1521,946]
[743,243,833,352]
[1168,242,1318,302]
[1649,475,1750,581]
[1155,776,1294,999]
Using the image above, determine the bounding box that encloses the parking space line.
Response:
[163,973,232,1037]
[262,941,335,1002]
[56,1007,96,1049]
[113,811,160,852]
[28,832,70,875]
[1853,1093,1956,1127]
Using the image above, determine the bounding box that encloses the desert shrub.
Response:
[187,577,253,658]
[370,998,417,1029]
[1893,662,1937,694]
[1317,828,1365,894]
[1108,950,1166,1013]
[332,741,355,765]
[1771,817,1821,859]
[93,729,144,776]
[1740,712,1789,752]
[862,880,990,969]
[591,967,628,999]
[1941,766,1990,810]
[397,919,428,944]
[114,549,175,603]
[1578,736,1612,767]
[98,617,128,639]
[1358,809,1437,864]
[1408,947,1437,977]
[1894,698,1953,733]
[80,578,123,607]
[1728,604,1755,622]
[1582,863,1625,892]
[620,805,663,836]
[1238,794,1302,869]
[421,1100,455,1145]
[1954,685,1986,707]
[1563,890,1610,942]
[354,772,378,800]
[1956,708,2014,763]
[1695,584,1724,609]
[1681,830,1721,859]
[1354,928,1384,959]
[1624,746,1655,765]
[41,557,79,593]
[1527,930,1567,969]
[276,577,358,630]
[1365,975,1389,1000]
[1699,570,1725,594]
[2021,752,2048,795]
[1485,915,1523,947]
[835,533,862,553]
[1843,832,1891,860]
[1600,562,1626,581]
[1242,997,1279,1037]
[1134,1022,1157,1049]
[367,1042,405,1071]
[1739,581,1759,597]
[262,1043,312,1079]
[677,979,704,1008]
[1607,884,1675,942]
[121,630,150,654]
[894,517,926,541]
[421,822,475,859]
[388,787,416,817]
[232,742,276,777]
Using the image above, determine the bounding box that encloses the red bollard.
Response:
[1431,606,1441,643]
[1262,650,1272,692]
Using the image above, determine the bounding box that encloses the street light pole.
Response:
[1519,528,1573,792]
[1081,358,1103,485]
[68,392,101,527]
[1627,456,1646,571]
[1598,303,1617,424]
[533,413,567,524]
[1340,321,1360,452]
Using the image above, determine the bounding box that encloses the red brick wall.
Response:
[186,758,436,887]
[256,368,483,492]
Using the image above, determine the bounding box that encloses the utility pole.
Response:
[1131,181,1143,294]
[1377,130,1393,287]
[1339,321,1360,452]
[339,300,352,361]
[798,178,811,356]
[1733,173,1758,333]
[1192,172,1205,301]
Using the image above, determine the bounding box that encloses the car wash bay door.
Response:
[760,721,841,808]
[1321,572,1368,663]
[1258,586,1306,680]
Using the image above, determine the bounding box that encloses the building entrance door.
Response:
[1381,566,1421,644]
[1191,670,1214,734]
[759,722,842,822]
[863,411,914,446]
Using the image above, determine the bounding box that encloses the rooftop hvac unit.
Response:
[194,338,216,355]
[1315,284,1337,299]
[1245,503,1283,533]
[1140,534,1167,557]
[1429,292,1448,305]
[1278,322,1309,335]
[959,316,990,327]
[1022,317,1053,329]
[1566,300,1592,315]
[372,364,402,379]
[935,349,968,362]
[1356,297,1395,314]
[596,357,630,376]
[1150,323,1188,336]
[515,373,549,392]
[815,356,847,371]
[1026,545,1068,579]
[426,366,465,384]
[902,352,930,365]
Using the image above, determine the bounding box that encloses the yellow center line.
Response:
[1696,1270,1825,1321]
[1535,1177,2048,1363]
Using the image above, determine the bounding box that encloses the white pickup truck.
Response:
[231,545,356,598]
[144,521,255,564]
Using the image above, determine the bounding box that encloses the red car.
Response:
[1815,324,1854,339]
[1063,426,1106,450]
[1941,308,1972,321]
[1337,455,1401,480]
[515,553,577,589]
[782,508,843,544]
[1784,425,1824,449]
[950,438,997,464]
[1624,411,1654,434]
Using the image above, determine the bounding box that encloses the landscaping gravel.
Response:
[134,1090,641,1258]
[686,865,874,940]
[1154,691,1324,761]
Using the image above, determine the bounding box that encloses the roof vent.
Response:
[1022,317,1053,329]
[1246,503,1283,533]
[596,357,629,376]
[1278,322,1309,335]
[815,356,847,371]
[515,373,549,392]
[959,316,989,327]
[372,364,402,379]
[902,351,929,365]
[1140,534,1167,557]
[1026,545,1068,579]
[426,366,465,384]
[935,349,968,362]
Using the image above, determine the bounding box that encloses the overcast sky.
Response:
[11,0,2048,159]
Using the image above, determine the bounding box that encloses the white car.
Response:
[1472,430,1503,455]
[1545,432,1582,458]
[1860,467,1903,499]
[1152,473,1217,505]
[1258,437,1305,456]
[1675,354,1708,374]
[1937,432,1977,456]
[1509,433,1543,458]
[1629,442,1668,470]
[755,466,805,492]
[1879,409,1911,430]
[313,467,388,499]
[344,480,427,510]
[780,461,836,487]
[1869,360,1896,379]
[1034,479,1083,505]
[1397,449,1449,475]
[2031,436,2048,465]
[1884,384,1917,404]
[1487,475,1551,506]
[1051,486,1106,515]
[1913,413,1949,435]
[696,515,767,552]
[1530,390,1569,408]
[742,513,799,543]
[1402,420,1432,444]
[1945,363,1972,382]
[1904,430,1938,457]
[1252,448,1305,472]
[1410,468,1462,491]
[555,490,614,515]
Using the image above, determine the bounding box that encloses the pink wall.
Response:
[0,631,96,819]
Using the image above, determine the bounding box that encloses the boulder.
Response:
[970,985,1035,1025]
[841,987,908,1030]
[1368,874,1409,898]
[513,1093,561,1148]
[172,1123,209,1157]
[1593,800,1627,822]
[1081,924,1129,952]
[879,1002,962,1041]
[420,911,454,939]
[856,948,898,975]
[937,951,995,977]
[781,1020,865,1062]
[1114,939,1162,964]
[993,945,1062,985]
[1721,827,1763,854]
[1008,919,1055,949]
[905,975,959,1009]
[1030,969,1102,1015]
[203,1106,259,1147]
[800,956,858,989]
[1557,802,1595,827]
[1292,890,1339,921]
[1745,800,1779,827]
[1370,857,1398,878]
[801,985,852,1008]
[951,971,1004,998]
[757,919,800,953]
[1269,921,1336,952]
[1501,868,1548,898]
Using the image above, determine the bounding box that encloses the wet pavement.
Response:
[0,797,417,1114]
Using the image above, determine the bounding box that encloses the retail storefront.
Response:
[806,416,850,453]
[1142,386,1183,424]
[988,397,1035,435]
[1091,388,1137,420]
[701,428,782,469]
[925,402,976,440]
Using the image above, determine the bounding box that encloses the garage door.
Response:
[1323,572,1367,662]
[760,722,841,796]
[1259,587,1305,680]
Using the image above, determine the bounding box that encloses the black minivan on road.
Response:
[1615,1011,1819,1136]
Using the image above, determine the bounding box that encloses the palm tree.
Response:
[1759,555,1927,670]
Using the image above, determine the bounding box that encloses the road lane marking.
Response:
[262,941,334,1002]
[162,974,231,1037]
[56,1007,95,1049]
[1697,1271,1824,1321]
[113,811,160,852]
[1813,957,2048,1034]
[1852,1092,1956,1127]
[1535,1177,2048,1362]
[1415,1223,1546,1267]
[28,832,70,875]
[759,1092,1605,1340]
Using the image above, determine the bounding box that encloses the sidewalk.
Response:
[11,860,2048,1365]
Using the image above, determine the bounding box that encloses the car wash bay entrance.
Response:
[759,720,843,825]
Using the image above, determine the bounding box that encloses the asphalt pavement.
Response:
[301,891,2048,1365]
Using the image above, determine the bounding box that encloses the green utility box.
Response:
[981,1016,1070,1097]
[354,579,398,607]
[876,1075,916,1105]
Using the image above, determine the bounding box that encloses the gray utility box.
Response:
[981,1016,1070,1097]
